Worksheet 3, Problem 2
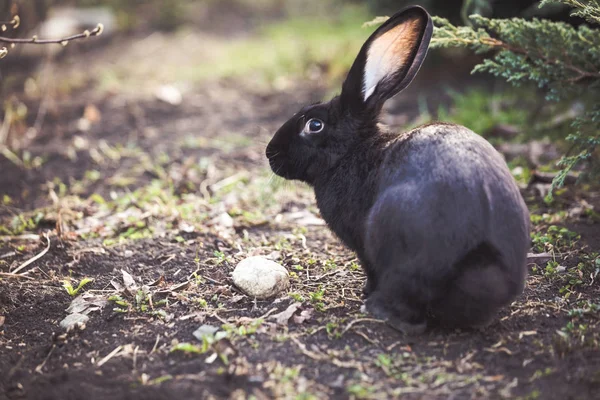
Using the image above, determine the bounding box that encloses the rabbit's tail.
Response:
[430,243,524,328]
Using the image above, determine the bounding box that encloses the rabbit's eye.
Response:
[304,118,324,134]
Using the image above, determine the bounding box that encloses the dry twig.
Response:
[11,233,50,274]
[97,345,124,367]
[290,336,364,370]
[341,317,385,336]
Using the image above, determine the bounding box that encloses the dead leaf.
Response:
[214,285,231,295]
[292,308,313,324]
[0,315,5,328]
[269,303,302,326]
[148,276,166,287]
[111,279,124,292]
[229,295,245,304]
[60,313,89,331]
[121,269,138,296]
[193,324,220,342]
[65,295,108,315]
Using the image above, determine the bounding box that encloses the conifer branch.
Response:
[407,0,600,195]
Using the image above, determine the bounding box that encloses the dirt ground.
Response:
[1,11,600,400]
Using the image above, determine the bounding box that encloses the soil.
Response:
[1,9,600,400]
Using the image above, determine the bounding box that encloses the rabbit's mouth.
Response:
[266,146,285,173]
[266,148,296,180]
[268,155,290,179]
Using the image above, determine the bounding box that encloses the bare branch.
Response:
[0,22,104,46]
[0,15,20,30]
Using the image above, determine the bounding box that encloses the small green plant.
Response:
[196,297,208,308]
[309,286,326,311]
[108,290,167,316]
[146,375,173,386]
[323,258,338,270]
[347,383,376,399]
[558,270,584,299]
[348,261,361,271]
[374,353,394,376]
[213,251,229,265]
[63,277,94,296]
[289,293,305,302]
[543,261,560,278]
[0,212,44,235]
[171,342,207,355]
[244,319,264,335]
[530,211,568,226]
[109,294,130,313]
[521,389,542,400]
[531,225,580,253]
[325,321,342,339]
[529,367,555,383]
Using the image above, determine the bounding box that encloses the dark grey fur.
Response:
[266,6,530,333]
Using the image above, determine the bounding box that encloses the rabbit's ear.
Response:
[341,6,433,115]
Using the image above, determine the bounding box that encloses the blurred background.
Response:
[0,0,589,207]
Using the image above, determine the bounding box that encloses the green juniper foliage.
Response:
[541,0,600,24]
[431,0,600,195]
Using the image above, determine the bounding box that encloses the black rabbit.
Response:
[266,6,530,333]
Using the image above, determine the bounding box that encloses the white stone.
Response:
[232,256,289,299]
[155,85,183,106]
[213,212,234,228]
[60,313,89,330]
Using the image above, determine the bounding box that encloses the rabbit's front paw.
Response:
[364,297,427,335]
[386,316,427,335]
[362,279,375,299]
